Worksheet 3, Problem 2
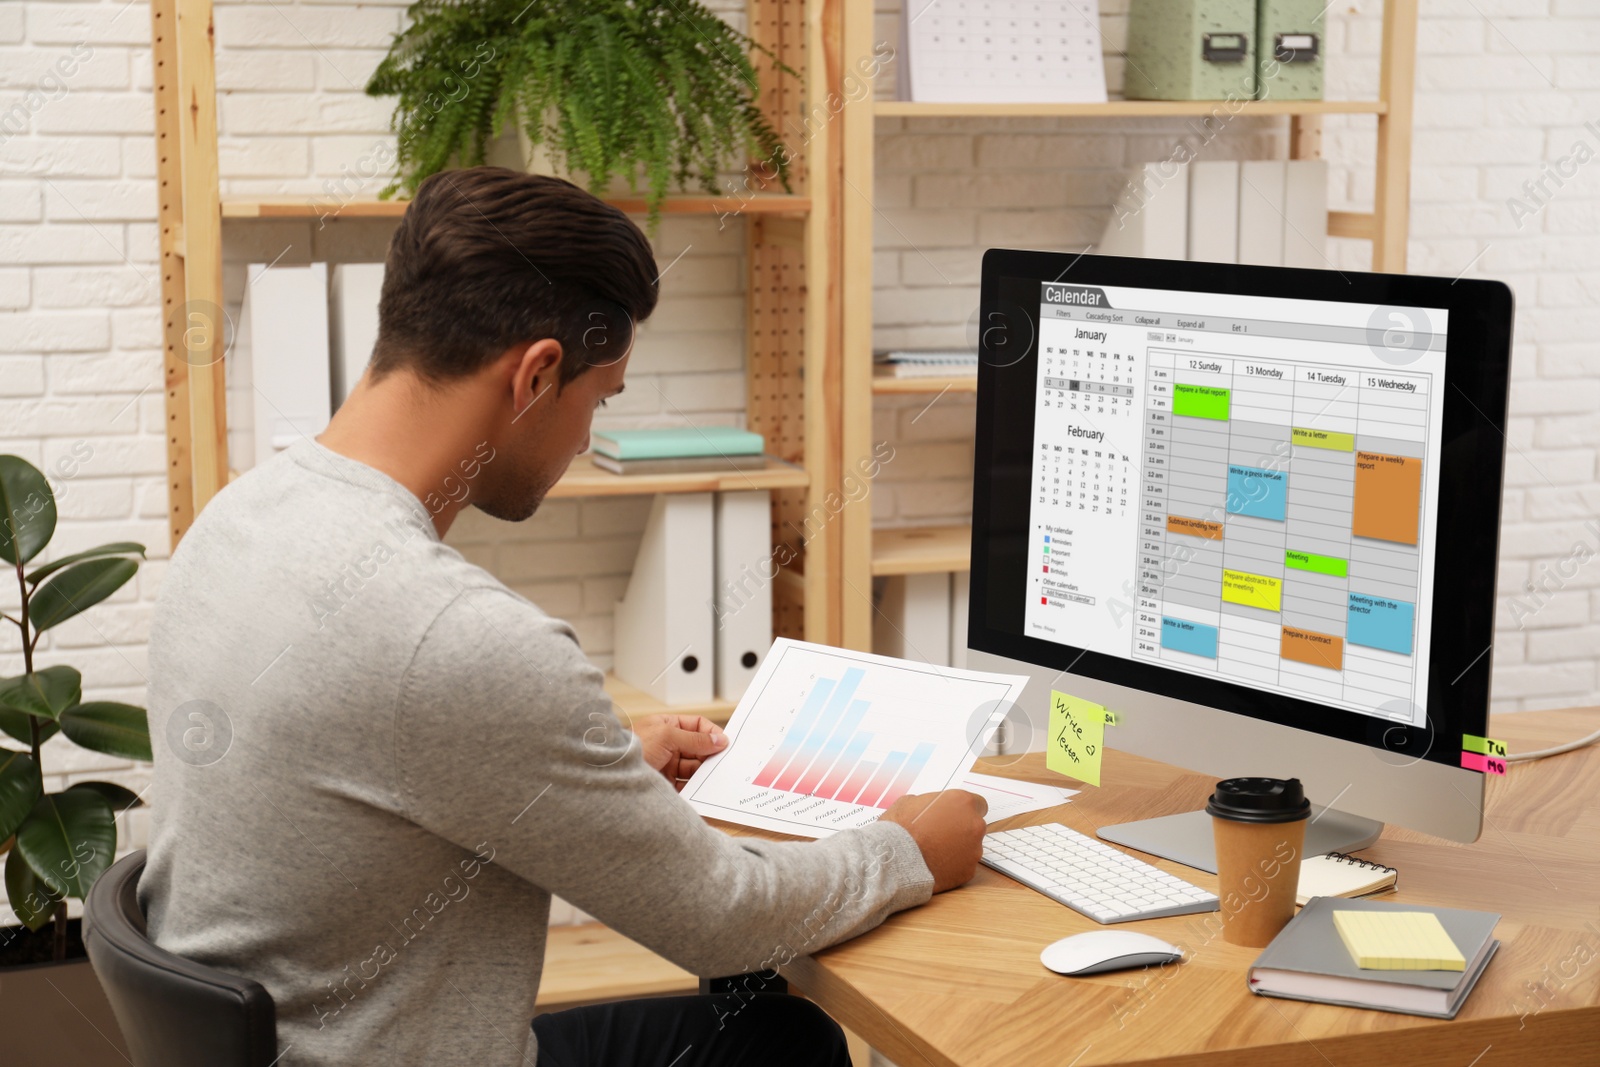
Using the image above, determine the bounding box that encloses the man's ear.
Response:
[509,339,564,421]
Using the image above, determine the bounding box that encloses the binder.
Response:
[1097,163,1189,260]
[873,573,951,667]
[713,491,772,701]
[613,493,716,705]
[1187,160,1240,264]
[1282,160,1329,269]
[949,570,970,670]
[329,262,384,409]
[1237,160,1287,266]
[241,262,330,469]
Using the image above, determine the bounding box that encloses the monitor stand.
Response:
[1097,806,1383,875]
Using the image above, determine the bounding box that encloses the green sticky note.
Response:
[1048,691,1106,787]
[1463,734,1507,758]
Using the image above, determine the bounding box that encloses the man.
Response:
[143,166,988,1066]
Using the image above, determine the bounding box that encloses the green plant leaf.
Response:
[0,749,42,843]
[0,455,56,566]
[0,709,57,746]
[15,790,116,899]
[0,666,82,721]
[27,557,139,632]
[67,780,144,814]
[59,703,152,762]
[26,542,146,586]
[5,846,60,932]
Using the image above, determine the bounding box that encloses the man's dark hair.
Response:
[372,166,659,386]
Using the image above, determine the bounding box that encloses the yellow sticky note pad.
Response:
[1047,691,1106,787]
[1332,910,1465,972]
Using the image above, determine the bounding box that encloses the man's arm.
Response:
[393,587,944,977]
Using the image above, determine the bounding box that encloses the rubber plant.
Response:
[0,455,150,961]
[366,0,797,225]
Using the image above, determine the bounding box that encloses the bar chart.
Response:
[682,638,1030,838]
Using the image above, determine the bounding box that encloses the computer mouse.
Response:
[1039,930,1183,976]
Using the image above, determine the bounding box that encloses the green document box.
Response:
[1124,0,1257,102]
[1256,0,1325,100]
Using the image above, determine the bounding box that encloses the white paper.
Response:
[958,771,1078,824]
[682,638,1030,838]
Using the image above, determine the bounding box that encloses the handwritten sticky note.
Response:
[1461,751,1506,775]
[1048,691,1106,787]
[1462,734,1506,758]
[1332,910,1465,971]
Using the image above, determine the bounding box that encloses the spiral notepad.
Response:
[1296,852,1399,907]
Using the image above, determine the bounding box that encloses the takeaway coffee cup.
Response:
[1206,777,1311,947]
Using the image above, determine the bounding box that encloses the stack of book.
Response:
[590,427,767,476]
[873,350,980,379]
[1249,897,1500,1019]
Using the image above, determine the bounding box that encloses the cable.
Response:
[1504,725,1600,763]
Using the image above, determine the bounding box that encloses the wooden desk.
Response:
[777,708,1600,1066]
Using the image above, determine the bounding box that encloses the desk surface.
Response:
[765,707,1600,1067]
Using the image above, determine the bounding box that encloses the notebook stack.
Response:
[873,350,979,379]
[1249,897,1500,1019]
[590,427,768,476]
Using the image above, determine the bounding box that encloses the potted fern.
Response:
[0,455,147,1062]
[365,0,796,224]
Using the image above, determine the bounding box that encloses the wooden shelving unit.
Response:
[871,524,971,577]
[838,2,1420,650]
[220,194,812,221]
[603,672,736,726]
[875,99,1388,118]
[150,0,848,652]
[870,371,978,395]
[545,455,807,500]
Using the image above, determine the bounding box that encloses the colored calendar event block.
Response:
[1285,549,1348,578]
[1167,514,1224,540]
[1291,426,1354,451]
[1281,625,1345,670]
[1226,464,1287,521]
[1352,451,1421,545]
[1222,569,1282,612]
[1172,383,1231,420]
[1161,616,1219,658]
[1347,592,1415,655]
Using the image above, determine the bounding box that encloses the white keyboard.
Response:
[982,823,1220,924]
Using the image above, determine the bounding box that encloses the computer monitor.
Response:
[966,250,1514,872]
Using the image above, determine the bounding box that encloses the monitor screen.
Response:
[971,252,1513,774]
[1025,281,1444,727]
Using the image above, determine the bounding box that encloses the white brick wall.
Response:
[1,0,1597,926]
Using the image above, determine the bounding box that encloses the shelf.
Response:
[220,194,811,221]
[547,454,808,499]
[871,523,971,576]
[871,370,978,395]
[604,672,736,725]
[876,99,1387,118]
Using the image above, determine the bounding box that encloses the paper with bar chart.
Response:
[1022,281,1447,727]
[681,638,1030,837]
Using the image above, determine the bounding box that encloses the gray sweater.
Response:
[141,438,934,1066]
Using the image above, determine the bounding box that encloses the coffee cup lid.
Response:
[1205,777,1311,823]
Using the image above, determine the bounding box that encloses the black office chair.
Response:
[83,850,279,1067]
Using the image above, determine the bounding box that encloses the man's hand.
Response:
[632,714,728,790]
[878,790,989,893]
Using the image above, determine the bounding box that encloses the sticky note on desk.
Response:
[1332,910,1465,971]
[1047,691,1105,787]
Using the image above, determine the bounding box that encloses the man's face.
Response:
[474,347,629,523]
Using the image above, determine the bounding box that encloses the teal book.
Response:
[590,427,765,461]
